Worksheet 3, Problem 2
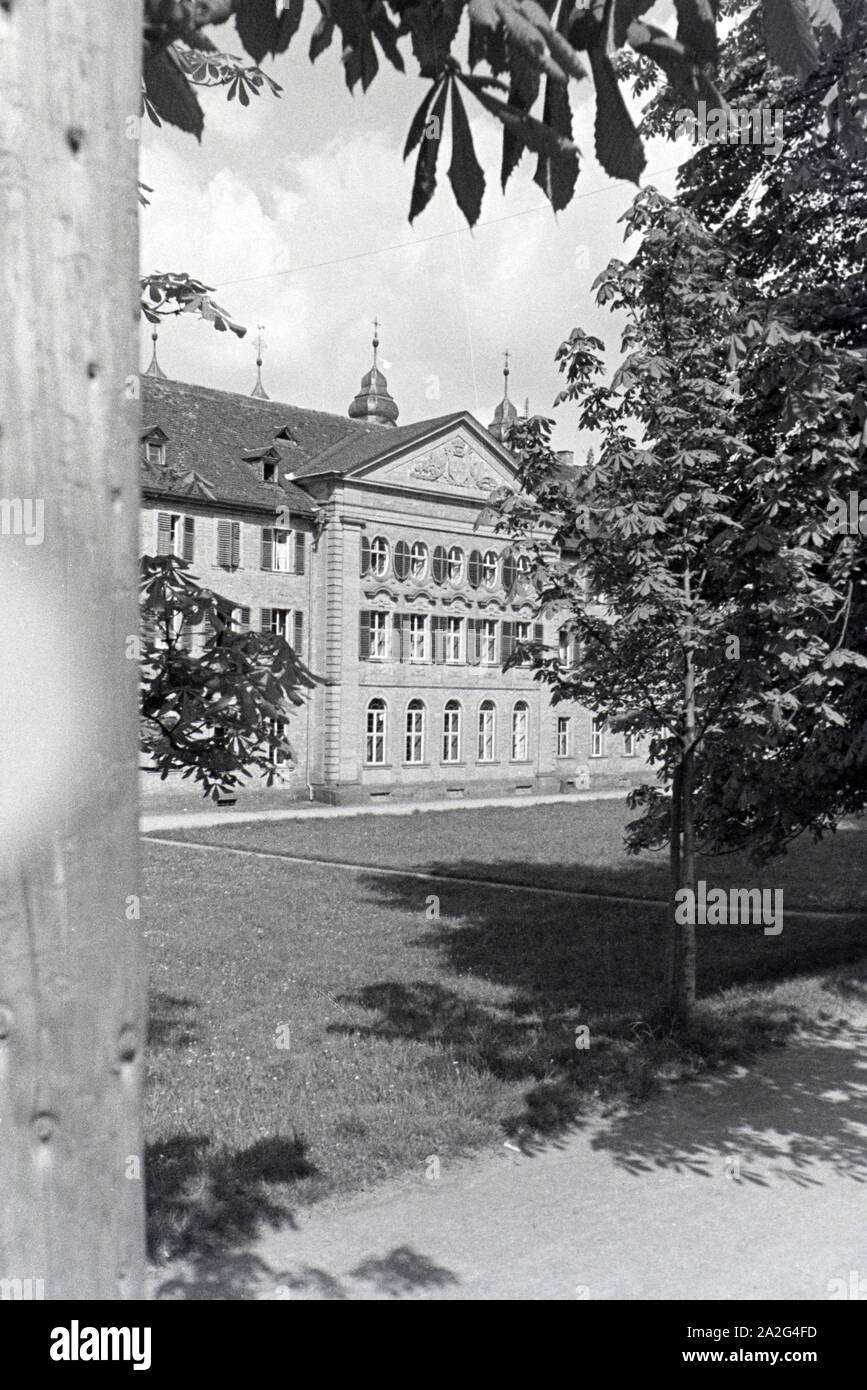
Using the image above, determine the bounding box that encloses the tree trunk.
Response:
[0,2,144,1299]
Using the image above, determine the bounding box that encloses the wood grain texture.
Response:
[0,0,145,1298]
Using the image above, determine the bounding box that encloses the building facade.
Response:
[140,343,646,804]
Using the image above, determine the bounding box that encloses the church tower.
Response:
[487,351,518,445]
[348,321,399,426]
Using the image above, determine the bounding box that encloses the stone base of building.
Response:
[310,769,645,805]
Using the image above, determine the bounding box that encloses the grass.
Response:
[143,801,867,1265]
[151,799,867,911]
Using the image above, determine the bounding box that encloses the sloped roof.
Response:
[292,411,469,479]
[140,376,379,515]
[139,378,508,512]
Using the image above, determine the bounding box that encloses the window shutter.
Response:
[237,607,250,632]
[231,521,240,569]
[216,519,230,567]
[182,515,195,562]
[392,612,402,661]
[260,608,272,634]
[502,622,514,660]
[402,615,412,659]
[359,611,370,660]
[502,553,517,593]
[360,536,371,576]
[293,610,304,653]
[468,550,481,588]
[394,539,409,580]
[432,545,446,583]
[432,617,443,664]
[533,623,544,646]
[157,512,172,555]
[294,530,306,575]
[261,527,273,571]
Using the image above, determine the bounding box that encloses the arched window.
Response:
[394,539,411,580]
[502,552,517,593]
[365,698,387,765]
[442,700,461,763]
[370,536,390,577]
[410,540,428,580]
[405,699,425,764]
[447,545,464,584]
[467,549,483,588]
[511,700,529,761]
[432,545,447,583]
[516,554,532,591]
[478,700,496,762]
[482,550,499,588]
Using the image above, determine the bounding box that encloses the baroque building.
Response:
[139,333,646,804]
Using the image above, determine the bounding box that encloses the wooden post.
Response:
[0,1,144,1298]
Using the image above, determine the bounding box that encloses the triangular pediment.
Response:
[353,416,517,498]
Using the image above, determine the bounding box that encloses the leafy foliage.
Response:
[140,555,315,800]
[140,0,843,225]
[483,187,864,1017]
[140,271,247,337]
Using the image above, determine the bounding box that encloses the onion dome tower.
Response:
[487,351,518,444]
[348,320,399,426]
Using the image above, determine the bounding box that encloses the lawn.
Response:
[142,801,867,1265]
[151,798,867,910]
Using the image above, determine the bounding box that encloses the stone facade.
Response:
[140,374,647,804]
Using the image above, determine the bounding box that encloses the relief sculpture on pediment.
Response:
[409,440,496,491]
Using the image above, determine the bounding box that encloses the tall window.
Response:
[480,619,498,664]
[447,546,464,584]
[410,541,428,580]
[478,701,496,762]
[591,716,607,758]
[623,732,637,757]
[157,512,194,561]
[511,701,529,761]
[444,615,464,663]
[369,611,388,659]
[370,536,390,577]
[405,700,425,764]
[365,699,387,765]
[443,700,461,763]
[261,526,304,573]
[263,607,291,638]
[482,550,499,588]
[409,613,428,662]
[556,716,571,758]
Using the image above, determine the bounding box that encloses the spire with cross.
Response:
[144,325,167,380]
[251,323,270,400]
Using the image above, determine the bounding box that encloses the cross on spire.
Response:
[251,323,269,400]
[503,349,511,397]
[144,325,167,380]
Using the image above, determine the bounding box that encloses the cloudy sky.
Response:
[140,4,688,453]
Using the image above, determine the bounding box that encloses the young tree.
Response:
[489,188,864,1023]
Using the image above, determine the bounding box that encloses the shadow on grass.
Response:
[153,1243,460,1301]
[147,992,199,1049]
[335,862,867,1143]
[146,1131,317,1287]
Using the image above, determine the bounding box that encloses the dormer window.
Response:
[274,425,298,445]
[263,460,278,484]
[142,426,168,468]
